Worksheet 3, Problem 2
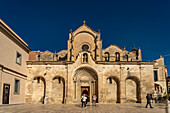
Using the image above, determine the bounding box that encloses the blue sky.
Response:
[0,0,170,75]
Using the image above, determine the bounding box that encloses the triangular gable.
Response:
[41,50,53,55]
[104,45,124,51]
[57,50,67,55]
[72,23,98,37]
[40,50,54,61]
[57,50,68,57]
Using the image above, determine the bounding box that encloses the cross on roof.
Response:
[83,20,86,24]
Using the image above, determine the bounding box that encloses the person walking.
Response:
[145,94,153,108]
[85,94,88,105]
[92,94,97,107]
[81,94,87,108]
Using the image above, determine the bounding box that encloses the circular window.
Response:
[82,45,89,51]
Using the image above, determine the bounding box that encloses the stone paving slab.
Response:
[0,103,166,113]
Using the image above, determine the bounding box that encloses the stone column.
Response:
[166,100,170,113]
[64,65,68,104]
[103,76,107,103]
[91,81,94,95]
[44,80,52,104]
[77,80,81,103]
[74,81,76,99]
[139,66,145,102]
[25,66,33,104]
[120,65,125,103]
[90,80,92,103]
[94,81,96,94]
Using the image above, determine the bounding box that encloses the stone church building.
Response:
[25,22,167,104]
[0,19,167,105]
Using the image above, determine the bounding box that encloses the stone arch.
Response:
[83,53,88,63]
[72,66,98,78]
[125,76,141,103]
[73,66,98,103]
[115,52,120,61]
[155,83,163,95]
[32,76,46,104]
[74,31,96,39]
[51,76,65,104]
[125,54,128,61]
[106,76,120,103]
[72,32,96,61]
[104,52,110,61]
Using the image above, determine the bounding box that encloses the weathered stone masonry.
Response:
[25,22,167,104]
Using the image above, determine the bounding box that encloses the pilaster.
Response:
[120,65,125,103]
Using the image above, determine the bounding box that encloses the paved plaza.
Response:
[0,103,166,113]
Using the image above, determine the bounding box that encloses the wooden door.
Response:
[3,84,10,104]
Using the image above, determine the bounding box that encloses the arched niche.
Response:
[106,76,120,103]
[125,76,141,103]
[32,76,46,104]
[51,76,65,104]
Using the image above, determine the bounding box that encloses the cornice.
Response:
[96,61,156,65]
[0,64,27,77]
[27,60,156,65]
[27,61,74,65]
[0,19,31,53]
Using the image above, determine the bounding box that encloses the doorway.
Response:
[81,86,90,102]
[3,84,10,104]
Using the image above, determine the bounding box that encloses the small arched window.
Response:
[109,78,112,84]
[82,45,89,51]
[38,54,40,61]
[56,54,58,61]
[58,77,61,84]
[115,52,120,61]
[125,54,128,61]
[104,52,109,61]
[37,77,40,83]
[83,53,88,63]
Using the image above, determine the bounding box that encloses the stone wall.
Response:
[25,23,166,104]
[25,65,67,104]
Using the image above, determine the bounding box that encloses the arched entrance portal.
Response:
[73,67,98,103]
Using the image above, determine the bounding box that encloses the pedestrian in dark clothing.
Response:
[145,94,153,108]
[81,94,87,108]
[85,94,88,105]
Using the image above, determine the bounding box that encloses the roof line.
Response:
[0,19,31,52]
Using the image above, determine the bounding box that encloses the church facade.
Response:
[0,19,167,105]
[25,22,167,104]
